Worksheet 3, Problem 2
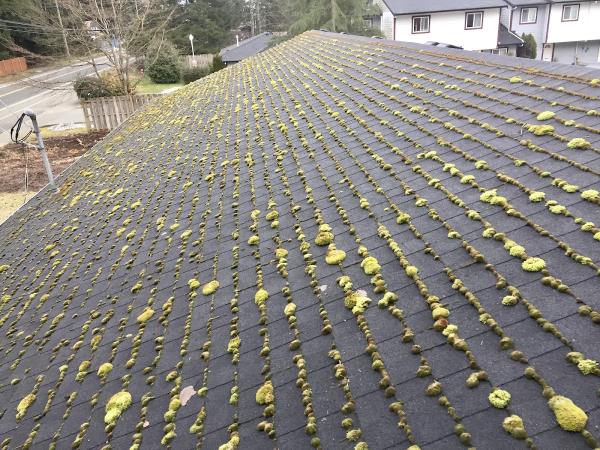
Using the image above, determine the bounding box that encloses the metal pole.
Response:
[24,110,57,192]
[54,0,71,58]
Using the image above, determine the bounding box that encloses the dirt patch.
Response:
[0,130,107,193]
[0,192,34,224]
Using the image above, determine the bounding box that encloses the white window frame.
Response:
[412,15,430,34]
[562,4,580,21]
[465,11,484,29]
[520,7,537,24]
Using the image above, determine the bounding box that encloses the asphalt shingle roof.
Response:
[498,24,524,46]
[220,32,274,64]
[1,31,600,449]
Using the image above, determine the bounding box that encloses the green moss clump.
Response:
[426,381,443,396]
[577,359,599,375]
[104,391,132,425]
[97,363,113,379]
[502,295,518,306]
[346,429,362,441]
[432,307,449,320]
[255,380,274,405]
[228,336,241,353]
[536,111,555,121]
[315,224,334,246]
[361,256,381,275]
[508,245,526,258]
[0,264,10,273]
[529,191,545,203]
[548,395,588,431]
[344,292,371,315]
[326,245,347,265]
[488,389,511,408]
[275,248,288,259]
[136,307,154,324]
[218,433,240,450]
[202,280,220,296]
[396,212,411,224]
[247,235,260,245]
[254,289,269,306]
[567,138,591,150]
[188,278,201,290]
[16,393,36,420]
[502,415,527,439]
[284,303,297,318]
[522,257,546,272]
[581,189,599,201]
[527,124,554,136]
[405,266,418,277]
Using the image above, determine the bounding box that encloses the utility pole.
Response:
[331,0,336,32]
[54,0,70,58]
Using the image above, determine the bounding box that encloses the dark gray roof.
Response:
[382,0,507,14]
[1,30,600,450]
[220,32,273,63]
[498,23,524,46]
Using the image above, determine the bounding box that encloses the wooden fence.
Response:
[0,57,27,76]
[80,94,162,131]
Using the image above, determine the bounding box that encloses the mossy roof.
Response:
[0,31,600,449]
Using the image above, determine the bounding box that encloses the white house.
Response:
[372,0,521,53]
[503,0,600,64]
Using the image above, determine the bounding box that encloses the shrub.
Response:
[182,66,210,84]
[212,54,225,73]
[519,33,537,59]
[73,72,129,99]
[147,53,181,83]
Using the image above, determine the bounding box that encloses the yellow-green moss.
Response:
[509,76,522,83]
[16,393,36,420]
[529,191,546,203]
[202,280,220,296]
[527,124,554,136]
[548,395,588,432]
[502,295,518,306]
[344,292,371,315]
[567,138,591,150]
[97,363,113,378]
[361,256,381,275]
[255,380,274,405]
[104,391,132,425]
[188,278,201,290]
[406,266,418,277]
[536,111,555,121]
[488,389,511,408]
[136,307,154,324]
[326,245,347,265]
[577,359,599,375]
[522,257,546,272]
[218,433,240,450]
[284,303,297,317]
[315,224,334,246]
[0,264,10,273]
[581,189,599,201]
[275,248,288,259]
[432,307,449,320]
[248,235,260,245]
[255,288,269,305]
[228,336,241,353]
[508,245,526,258]
[502,415,527,439]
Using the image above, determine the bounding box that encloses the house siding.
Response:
[546,2,600,44]
[510,5,549,59]
[373,0,394,39]
[393,8,501,51]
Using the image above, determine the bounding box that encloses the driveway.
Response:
[0,56,110,144]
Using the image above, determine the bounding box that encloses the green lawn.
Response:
[135,76,183,94]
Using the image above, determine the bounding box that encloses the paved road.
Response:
[0,57,110,144]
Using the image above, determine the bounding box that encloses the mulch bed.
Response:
[0,130,108,192]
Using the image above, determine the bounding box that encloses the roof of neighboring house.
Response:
[220,32,274,63]
[1,30,600,450]
[382,0,507,15]
[498,23,524,46]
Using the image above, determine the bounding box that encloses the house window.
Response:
[562,4,579,21]
[465,11,483,29]
[520,7,537,24]
[364,18,373,28]
[492,47,509,55]
[412,15,430,34]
